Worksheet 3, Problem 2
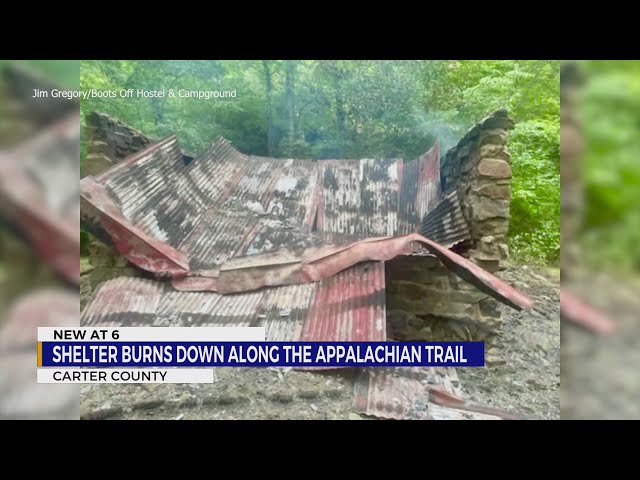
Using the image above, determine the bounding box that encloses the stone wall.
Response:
[81,112,156,309]
[440,108,515,273]
[386,256,502,351]
[386,110,515,363]
[82,112,152,178]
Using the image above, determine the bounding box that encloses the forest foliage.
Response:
[580,61,640,273]
[77,60,560,264]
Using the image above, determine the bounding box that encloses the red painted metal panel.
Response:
[416,141,441,220]
[300,262,386,342]
[397,143,441,235]
[560,289,616,335]
[82,276,315,342]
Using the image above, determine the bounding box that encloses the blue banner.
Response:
[40,341,484,367]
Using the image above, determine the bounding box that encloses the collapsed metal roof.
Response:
[80,129,533,368]
[80,113,534,421]
[82,265,387,343]
[80,137,442,280]
[80,134,531,310]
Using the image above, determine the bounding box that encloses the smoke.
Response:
[412,108,466,154]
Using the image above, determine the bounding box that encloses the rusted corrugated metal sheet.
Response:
[82,269,384,344]
[0,113,80,284]
[319,158,399,241]
[420,190,471,248]
[80,134,531,313]
[217,233,533,311]
[81,277,165,327]
[300,261,386,342]
[81,137,322,279]
[81,137,440,280]
[397,143,442,235]
[353,367,522,420]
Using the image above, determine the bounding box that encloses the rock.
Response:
[479,129,508,146]
[447,289,488,303]
[473,218,509,237]
[479,144,512,161]
[298,390,319,400]
[478,158,512,179]
[473,183,511,200]
[471,249,500,261]
[269,393,293,404]
[398,281,433,301]
[88,240,128,267]
[471,198,510,221]
[485,349,507,367]
[84,153,113,177]
[498,243,509,259]
[80,257,94,275]
[477,315,502,331]
[479,298,501,318]
[481,110,515,130]
[86,140,114,157]
[473,259,500,273]
[479,240,499,255]
[80,275,92,311]
[526,379,548,391]
[527,332,554,354]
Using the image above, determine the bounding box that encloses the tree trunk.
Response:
[334,73,345,137]
[261,60,274,157]
[285,60,297,155]
[326,60,345,143]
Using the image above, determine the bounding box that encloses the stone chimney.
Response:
[440,109,515,272]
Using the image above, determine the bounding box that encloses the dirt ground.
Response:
[458,264,560,420]
[79,263,560,420]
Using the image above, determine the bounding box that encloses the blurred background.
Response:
[561,61,640,419]
[0,60,79,419]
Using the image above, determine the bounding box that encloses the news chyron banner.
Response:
[37,328,485,384]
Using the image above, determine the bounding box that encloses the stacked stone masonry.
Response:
[83,112,153,178]
[387,110,516,356]
[386,255,502,344]
[440,108,515,273]
[81,113,155,297]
